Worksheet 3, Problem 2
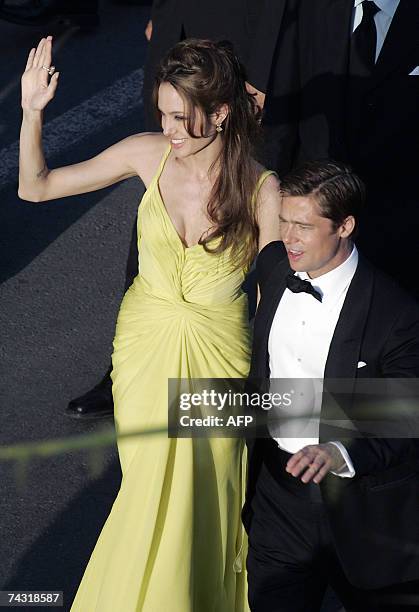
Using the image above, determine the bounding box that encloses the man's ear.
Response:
[339,215,356,238]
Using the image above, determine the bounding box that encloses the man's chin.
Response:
[287,256,305,271]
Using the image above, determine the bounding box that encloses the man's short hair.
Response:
[280,160,366,237]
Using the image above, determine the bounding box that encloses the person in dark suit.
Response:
[67,0,288,418]
[143,0,287,129]
[264,0,419,299]
[243,159,419,611]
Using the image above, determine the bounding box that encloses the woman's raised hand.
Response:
[21,36,59,112]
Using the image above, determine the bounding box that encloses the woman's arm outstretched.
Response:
[19,36,59,201]
[19,36,163,202]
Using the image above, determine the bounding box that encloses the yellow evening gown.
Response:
[71,147,273,612]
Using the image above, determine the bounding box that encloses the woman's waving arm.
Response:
[18,37,164,202]
[19,130,145,202]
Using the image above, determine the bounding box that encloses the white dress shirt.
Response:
[352,0,400,62]
[268,247,359,477]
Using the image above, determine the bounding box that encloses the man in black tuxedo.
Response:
[264,0,419,298]
[243,160,419,611]
[67,0,288,418]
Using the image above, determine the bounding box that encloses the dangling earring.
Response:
[216,123,223,133]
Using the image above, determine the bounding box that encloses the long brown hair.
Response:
[152,39,261,267]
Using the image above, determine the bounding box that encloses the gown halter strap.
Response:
[252,169,277,204]
[151,145,172,186]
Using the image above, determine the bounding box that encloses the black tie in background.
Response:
[285,273,322,302]
[349,1,380,76]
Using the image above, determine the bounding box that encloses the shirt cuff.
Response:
[329,441,356,478]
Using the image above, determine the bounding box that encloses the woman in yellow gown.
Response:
[19,37,280,611]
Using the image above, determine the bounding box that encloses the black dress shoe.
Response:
[66,374,114,420]
[0,0,99,27]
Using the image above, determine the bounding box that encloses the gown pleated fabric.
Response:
[70,147,273,612]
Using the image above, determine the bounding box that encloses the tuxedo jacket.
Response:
[245,241,419,589]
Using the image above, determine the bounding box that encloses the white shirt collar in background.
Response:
[354,0,399,18]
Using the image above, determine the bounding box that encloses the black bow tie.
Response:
[286,273,322,302]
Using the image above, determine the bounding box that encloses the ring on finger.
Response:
[42,65,55,76]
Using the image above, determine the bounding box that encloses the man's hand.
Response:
[246,82,265,111]
[286,443,347,484]
[145,19,152,41]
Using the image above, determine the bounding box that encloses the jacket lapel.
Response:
[320,258,375,441]
[371,0,419,89]
[324,256,374,379]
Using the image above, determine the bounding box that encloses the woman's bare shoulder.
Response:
[119,132,168,181]
[128,132,167,150]
[127,132,167,162]
[254,164,281,249]
[253,161,280,202]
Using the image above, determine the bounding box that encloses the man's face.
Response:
[279,194,353,278]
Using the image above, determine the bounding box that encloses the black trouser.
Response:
[247,440,419,612]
